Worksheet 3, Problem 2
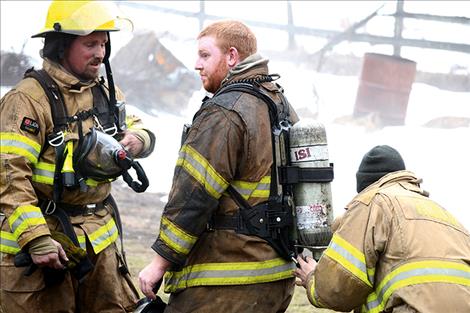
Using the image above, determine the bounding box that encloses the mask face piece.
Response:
[74,128,128,180]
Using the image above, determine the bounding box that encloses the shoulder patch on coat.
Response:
[20,117,40,135]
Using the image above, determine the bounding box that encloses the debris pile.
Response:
[111,31,201,115]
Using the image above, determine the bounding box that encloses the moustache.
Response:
[89,58,103,66]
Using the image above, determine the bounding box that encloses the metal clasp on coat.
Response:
[48,131,65,147]
[44,200,56,215]
[94,115,117,136]
[272,120,291,136]
[84,204,96,216]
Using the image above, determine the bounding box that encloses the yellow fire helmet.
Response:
[32,0,133,38]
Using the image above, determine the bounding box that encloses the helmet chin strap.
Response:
[103,32,117,112]
[102,32,127,133]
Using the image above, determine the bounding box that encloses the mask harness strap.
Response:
[116,153,150,193]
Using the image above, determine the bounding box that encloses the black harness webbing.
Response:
[209,80,335,260]
[39,201,95,282]
[209,81,295,260]
[22,68,130,275]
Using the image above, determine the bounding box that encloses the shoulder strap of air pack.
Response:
[24,68,71,202]
[212,80,296,260]
[214,80,286,199]
[24,68,69,135]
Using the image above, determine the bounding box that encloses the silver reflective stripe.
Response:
[159,217,197,255]
[161,225,193,253]
[330,240,368,278]
[231,182,270,198]
[89,223,118,248]
[186,262,292,280]
[0,138,40,159]
[366,266,470,312]
[0,232,20,254]
[179,149,226,195]
[10,211,44,233]
[164,257,296,293]
[32,167,55,182]
[33,167,54,178]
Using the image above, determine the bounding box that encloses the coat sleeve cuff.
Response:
[151,239,186,266]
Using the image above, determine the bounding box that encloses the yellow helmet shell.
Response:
[32,0,132,38]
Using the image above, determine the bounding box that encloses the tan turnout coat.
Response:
[306,171,470,313]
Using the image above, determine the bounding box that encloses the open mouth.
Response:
[89,63,101,70]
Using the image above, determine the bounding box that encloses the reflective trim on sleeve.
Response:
[164,257,296,292]
[324,233,372,287]
[159,216,197,256]
[177,144,229,199]
[8,205,47,240]
[308,274,320,307]
[32,161,55,184]
[230,176,271,199]
[364,260,470,313]
[86,218,118,254]
[0,231,20,254]
[0,132,41,164]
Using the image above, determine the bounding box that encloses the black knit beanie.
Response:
[356,145,405,193]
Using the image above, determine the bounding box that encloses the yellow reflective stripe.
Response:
[0,132,41,164]
[160,216,197,255]
[31,162,112,186]
[365,260,470,313]
[77,235,87,250]
[0,231,20,254]
[164,258,295,292]
[86,178,99,187]
[32,161,55,184]
[367,267,376,283]
[231,176,271,199]
[308,274,320,307]
[177,144,228,199]
[87,218,118,254]
[324,234,372,287]
[126,116,138,128]
[8,205,46,239]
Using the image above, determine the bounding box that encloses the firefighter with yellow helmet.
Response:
[0,1,155,312]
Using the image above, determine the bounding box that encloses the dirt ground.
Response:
[113,182,338,313]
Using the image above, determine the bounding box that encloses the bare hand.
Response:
[120,131,143,157]
[138,254,171,300]
[293,255,317,288]
[31,239,68,270]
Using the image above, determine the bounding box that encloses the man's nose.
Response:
[96,45,106,60]
[194,59,202,70]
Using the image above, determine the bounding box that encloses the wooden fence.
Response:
[117,1,470,56]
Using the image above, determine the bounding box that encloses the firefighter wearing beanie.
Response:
[294,145,470,313]
[355,145,406,193]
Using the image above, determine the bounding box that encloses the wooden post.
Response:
[287,1,296,50]
[198,0,206,31]
[393,0,405,57]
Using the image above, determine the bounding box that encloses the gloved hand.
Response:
[49,230,87,270]
[28,235,67,270]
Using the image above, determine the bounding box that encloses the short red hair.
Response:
[198,20,257,60]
